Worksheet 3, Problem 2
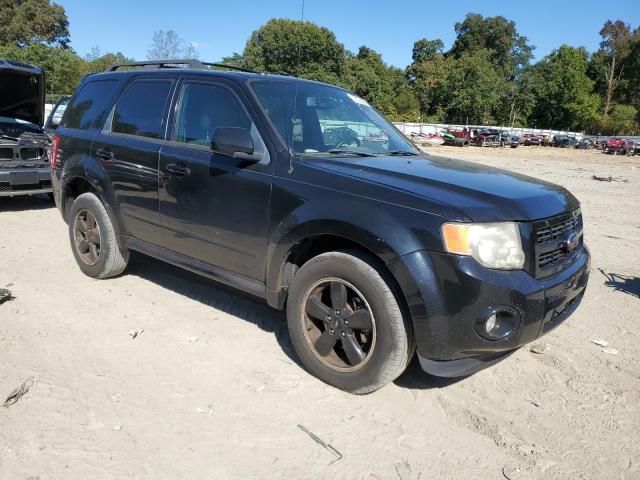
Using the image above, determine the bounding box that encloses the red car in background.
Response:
[604,138,629,155]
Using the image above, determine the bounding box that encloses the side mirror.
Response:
[211,127,259,161]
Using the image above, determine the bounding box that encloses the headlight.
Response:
[441,222,525,270]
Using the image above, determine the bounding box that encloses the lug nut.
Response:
[340,331,346,337]
[344,320,349,325]
[329,329,335,334]
[335,310,340,315]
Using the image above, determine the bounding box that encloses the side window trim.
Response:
[103,78,175,142]
[167,79,271,165]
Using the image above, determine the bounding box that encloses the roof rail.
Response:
[106,59,257,74]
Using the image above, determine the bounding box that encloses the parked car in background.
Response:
[625,139,639,156]
[498,130,519,148]
[604,138,629,155]
[575,137,595,149]
[553,135,578,148]
[523,134,542,146]
[51,59,590,393]
[0,59,52,198]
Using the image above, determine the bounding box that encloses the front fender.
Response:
[265,188,446,294]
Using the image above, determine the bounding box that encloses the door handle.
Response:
[95,148,114,161]
[165,163,191,177]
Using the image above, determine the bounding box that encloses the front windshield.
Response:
[250,80,419,157]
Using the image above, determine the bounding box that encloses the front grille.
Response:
[532,208,583,278]
[20,148,45,160]
[538,247,566,267]
[536,215,579,243]
[0,148,13,160]
[0,180,51,192]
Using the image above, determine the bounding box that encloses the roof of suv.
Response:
[93,59,334,87]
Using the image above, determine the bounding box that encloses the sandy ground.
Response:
[1,146,639,480]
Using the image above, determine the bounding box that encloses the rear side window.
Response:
[63,79,118,130]
[111,81,172,139]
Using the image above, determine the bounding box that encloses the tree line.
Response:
[1,0,638,134]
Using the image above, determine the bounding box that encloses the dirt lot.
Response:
[1,146,639,480]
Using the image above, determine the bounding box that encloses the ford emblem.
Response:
[564,232,579,252]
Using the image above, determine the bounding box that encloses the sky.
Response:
[61,0,639,68]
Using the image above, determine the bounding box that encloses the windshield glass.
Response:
[250,80,418,156]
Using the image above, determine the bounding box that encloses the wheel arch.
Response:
[265,218,420,317]
[61,155,125,239]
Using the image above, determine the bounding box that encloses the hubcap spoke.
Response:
[86,229,100,245]
[330,281,347,310]
[315,330,338,356]
[342,333,366,365]
[345,309,372,329]
[77,239,90,254]
[306,296,331,321]
[89,243,99,261]
[78,217,89,233]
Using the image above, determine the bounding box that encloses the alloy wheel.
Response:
[73,209,101,266]
[301,277,376,372]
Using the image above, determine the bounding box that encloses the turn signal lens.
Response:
[441,223,472,255]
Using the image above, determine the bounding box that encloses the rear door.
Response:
[158,77,274,280]
[54,78,122,203]
[91,76,175,243]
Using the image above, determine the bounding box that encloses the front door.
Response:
[158,79,273,281]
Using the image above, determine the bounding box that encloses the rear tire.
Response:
[286,250,413,394]
[68,192,128,279]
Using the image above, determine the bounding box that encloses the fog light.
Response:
[485,314,497,333]
[478,308,519,340]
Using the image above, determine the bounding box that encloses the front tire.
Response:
[68,192,128,279]
[287,251,413,394]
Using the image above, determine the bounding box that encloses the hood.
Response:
[308,154,579,222]
[0,60,45,126]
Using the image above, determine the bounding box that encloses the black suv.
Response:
[51,60,590,393]
[0,59,52,197]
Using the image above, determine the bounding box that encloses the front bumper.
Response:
[0,167,52,196]
[388,246,590,376]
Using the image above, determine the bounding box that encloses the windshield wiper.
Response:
[385,150,420,156]
[326,149,376,157]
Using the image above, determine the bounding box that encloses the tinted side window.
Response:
[174,83,251,146]
[112,81,172,139]
[63,79,118,130]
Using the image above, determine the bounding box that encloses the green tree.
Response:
[411,39,444,64]
[242,19,346,84]
[407,47,452,122]
[450,13,534,77]
[445,49,502,124]
[529,45,597,130]
[0,0,69,48]
[343,47,419,121]
[598,20,633,115]
[83,47,133,74]
[602,104,638,134]
[622,29,640,111]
